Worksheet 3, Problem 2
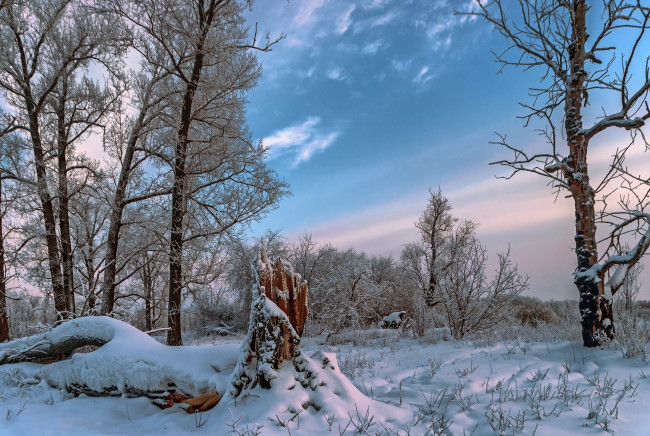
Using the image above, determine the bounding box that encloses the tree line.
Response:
[0,0,287,345]
[1,0,650,349]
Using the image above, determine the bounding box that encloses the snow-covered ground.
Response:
[1,326,649,435]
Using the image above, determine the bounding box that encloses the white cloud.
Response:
[362,39,384,54]
[360,0,393,10]
[413,66,434,85]
[337,5,356,34]
[425,18,456,38]
[264,117,320,150]
[392,59,412,72]
[296,132,340,165]
[294,0,326,26]
[327,67,345,80]
[371,10,399,26]
[354,9,400,33]
[263,117,340,167]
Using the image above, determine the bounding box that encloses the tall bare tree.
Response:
[0,114,18,342]
[0,0,119,319]
[101,0,286,344]
[470,1,650,346]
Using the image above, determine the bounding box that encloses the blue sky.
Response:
[243,0,650,300]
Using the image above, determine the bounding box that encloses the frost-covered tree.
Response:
[108,0,287,346]
[416,188,455,306]
[0,0,120,319]
[402,190,469,309]
[404,190,528,338]
[470,1,650,346]
[0,114,19,342]
[438,223,528,339]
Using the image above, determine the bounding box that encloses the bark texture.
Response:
[100,102,148,316]
[563,1,610,347]
[167,0,220,347]
[229,242,313,395]
[56,79,76,317]
[0,175,8,342]
[257,252,309,337]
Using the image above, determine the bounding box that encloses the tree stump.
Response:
[257,246,309,337]
[229,240,313,395]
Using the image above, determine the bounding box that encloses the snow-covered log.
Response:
[0,317,121,364]
[378,311,408,329]
[0,316,237,406]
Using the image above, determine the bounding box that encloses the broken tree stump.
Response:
[229,240,314,395]
[257,246,309,337]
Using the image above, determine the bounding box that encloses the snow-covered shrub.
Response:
[512,296,560,326]
[192,296,242,336]
[548,300,581,326]
[338,350,375,379]
[6,291,55,338]
[613,314,650,361]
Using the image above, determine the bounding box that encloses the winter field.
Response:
[1,321,649,436]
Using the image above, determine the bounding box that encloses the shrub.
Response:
[512,296,559,327]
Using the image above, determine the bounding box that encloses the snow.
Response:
[1,324,650,435]
[379,311,407,328]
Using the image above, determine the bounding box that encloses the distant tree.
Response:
[415,188,455,307]
[470,1,650,346]
[405,190,528,338]
[439,223,528,339]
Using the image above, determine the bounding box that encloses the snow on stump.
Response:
[225,241,407,432]
[229,241,312,393]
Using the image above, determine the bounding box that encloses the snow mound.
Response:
[0,317,238,397]
[220,348,409,433]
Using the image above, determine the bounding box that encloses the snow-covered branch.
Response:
[599,212,650,298]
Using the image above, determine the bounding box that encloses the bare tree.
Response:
[0,114,18,342]
[469,1,650,346]
[438,224,528,339]
[404,190,527,338]
[0,0,119,319]
[414,188,455,306]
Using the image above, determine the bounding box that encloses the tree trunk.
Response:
[426,231,439,307]
[167,0,218,346]
[56,79,76,317]
[144,261,153,331]
[83,221,97,314]
[100,93,149,316]
[564,1,611,347]
[25,97,66,320]
[0,175,9,342]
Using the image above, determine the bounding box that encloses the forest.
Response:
[1,0,650,434]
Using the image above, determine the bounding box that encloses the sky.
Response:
[241,0,650,301]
